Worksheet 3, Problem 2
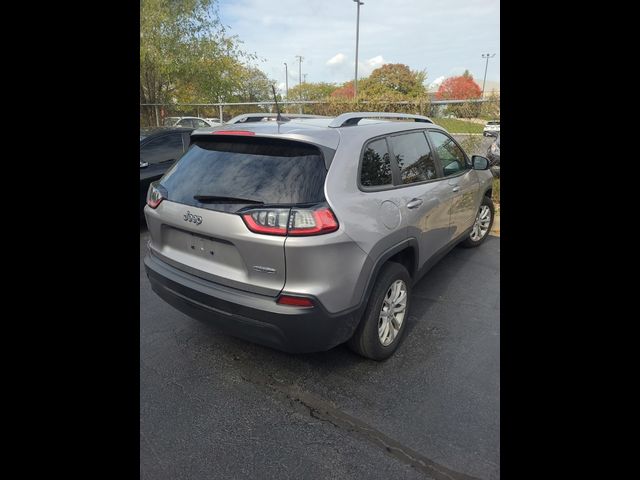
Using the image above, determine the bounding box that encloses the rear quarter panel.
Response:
[318,130,412,311]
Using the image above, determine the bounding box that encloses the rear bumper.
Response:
[143,251,361,353]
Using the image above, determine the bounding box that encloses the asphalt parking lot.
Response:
[140,228,500,480]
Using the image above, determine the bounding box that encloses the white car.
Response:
[483,120,500,137]
[163,117,216,128]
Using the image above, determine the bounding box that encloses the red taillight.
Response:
[241,208,289,236]
[241,205,339,236]
[212,130,255,136]
[288,207,338,235]
[146,183,164,209]
[276,295,315,307]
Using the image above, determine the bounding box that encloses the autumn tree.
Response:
[435,70,482,100]
[331,81,355,99]
[435,70,483,118]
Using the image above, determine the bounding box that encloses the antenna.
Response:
[271,85,282,121]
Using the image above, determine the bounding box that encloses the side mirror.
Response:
[140,161,149,168]
[472,155,489,170]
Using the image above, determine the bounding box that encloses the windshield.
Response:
[160,137,328,213]
[163,117,180,126]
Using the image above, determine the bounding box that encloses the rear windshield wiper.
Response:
[193,194,265,204]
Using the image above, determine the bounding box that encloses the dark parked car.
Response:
[487,133,500,177]
[140,127,194,215]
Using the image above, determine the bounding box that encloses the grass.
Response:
[431,118,484,134]
[457,135,484,156]
[492,178,500,207]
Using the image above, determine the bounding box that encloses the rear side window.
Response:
[160,137,328,213]
[361,138,392,187]
[389,131,438,184]
[140,134,184,165]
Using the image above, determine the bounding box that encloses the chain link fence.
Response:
[140,98,499,127]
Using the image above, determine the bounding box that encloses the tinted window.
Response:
[429,131,468,177]
[194,119,208,128]
[160,137,328,213]
[140,134,184,165]
[389,132,438,184]
[177,119,194,128]
[361,138,392,187]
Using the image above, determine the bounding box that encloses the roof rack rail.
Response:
[227,113,329,124]
[328,112,433,128]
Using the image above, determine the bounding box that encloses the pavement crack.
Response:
[239,372,483,480]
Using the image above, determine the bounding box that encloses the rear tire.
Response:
[348,262,411,361]
[460,195,494,248]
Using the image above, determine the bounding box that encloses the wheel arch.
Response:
[355,238,419,319]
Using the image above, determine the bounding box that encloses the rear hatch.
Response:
[146,134,329,297]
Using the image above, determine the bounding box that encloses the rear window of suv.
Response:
[160,136,328,213]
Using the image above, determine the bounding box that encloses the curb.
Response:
[490,212,500,237]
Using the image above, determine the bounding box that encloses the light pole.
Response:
[284,62,289,99]
[295,55,303,91]
[353,0,364,100]
[295,55,303,113]
[481,53,496,98]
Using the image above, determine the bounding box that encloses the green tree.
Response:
[222,66,278,119]
[288,82,337,101]
[140,0,254,125]
[232,66,276,102]
[360,63,427,99]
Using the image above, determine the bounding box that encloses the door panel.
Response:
[448,171,479,238]
[399,181,453,267]
[427,130,479,240]
[387,131,453,269]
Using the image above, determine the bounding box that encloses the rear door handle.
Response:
[452,186,460,193]
[406,198,423,209]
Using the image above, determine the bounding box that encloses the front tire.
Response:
[348,262,411,361]
[460,195,494,248]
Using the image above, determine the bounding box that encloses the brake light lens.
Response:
[241,205,339,236]
[212,130,255,136]
[241,208,289,235]
[288,207,338,235]
[276,295,315,307]
[146,182,165,209]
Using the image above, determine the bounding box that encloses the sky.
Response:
[218,0,500,93]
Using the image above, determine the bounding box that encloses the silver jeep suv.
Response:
[144,112,495,360]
